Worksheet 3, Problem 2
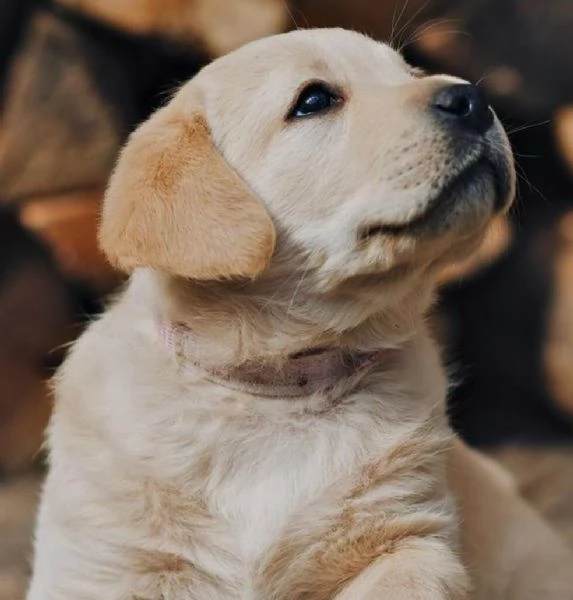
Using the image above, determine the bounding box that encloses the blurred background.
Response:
[2,0,573,597]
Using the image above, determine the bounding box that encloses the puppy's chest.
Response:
[202,431,366,565]
[133,442,361,599]
[137,418,442,600]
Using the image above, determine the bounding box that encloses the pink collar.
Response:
[159,320,389,398]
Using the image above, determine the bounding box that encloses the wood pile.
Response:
[1,0,573,465]
[1,2,573,596]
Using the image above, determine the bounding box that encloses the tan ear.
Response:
[99,98,276,280]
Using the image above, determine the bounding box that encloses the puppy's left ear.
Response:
[99,88,276,280]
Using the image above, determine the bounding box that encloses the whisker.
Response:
[507,120,551,136]
[513,152,542,159]
[474,67,497,88]
[392,0,432,50]
[400,27,470,52]
[391,0,412,47]
[399,17,463,52]
[515,168,551,207]
[280,0,307,30]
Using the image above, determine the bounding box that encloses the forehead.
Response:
[198,28,412,103]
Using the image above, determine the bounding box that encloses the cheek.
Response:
[245,122,357,242]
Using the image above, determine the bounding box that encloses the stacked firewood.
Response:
[2,2,573,599]
[1,0,573,470]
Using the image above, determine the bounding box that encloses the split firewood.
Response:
[0,209,74,473]
[294,0,430,42]
[0,0,36,84]
[555,106,573,175]
[56,0,288,57]
[20,188,119,293]
[543,212,573,420]
[0,11,128,200]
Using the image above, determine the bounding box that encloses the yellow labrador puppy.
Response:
[28,29,573,600]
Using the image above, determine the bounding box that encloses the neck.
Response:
[132,269,434,368]
[159,316,392,398]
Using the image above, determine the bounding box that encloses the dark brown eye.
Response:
[288,83,341,119]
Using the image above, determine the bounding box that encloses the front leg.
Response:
[28,526,224,600]
[334,537,470,600]
[27,474,227,600]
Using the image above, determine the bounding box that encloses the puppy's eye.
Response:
[288,83,341,119]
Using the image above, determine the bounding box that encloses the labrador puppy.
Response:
[28,29,573,600]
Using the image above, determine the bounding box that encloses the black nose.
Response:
[432,84,494,135]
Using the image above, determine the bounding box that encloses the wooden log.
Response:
[543,212,573,420]
[0,0,36,87]
[55,0,433,57]
[56,0,288,57]
[0,209,74,472]
[20,188,120,293]
[555,106,573,175]
[0,11,129,200]
[295,0,430,43]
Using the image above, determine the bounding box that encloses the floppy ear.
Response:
[99,92,276,280]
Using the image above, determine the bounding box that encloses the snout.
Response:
[433,82,514,217]
[427,82,514,214]
[358,78,514,242]
[398,80,514,235]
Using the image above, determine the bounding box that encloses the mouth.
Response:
[360,154,511,239]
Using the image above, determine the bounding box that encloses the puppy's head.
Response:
[100,28,514,318]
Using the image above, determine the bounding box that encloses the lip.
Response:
[360,155,511,239]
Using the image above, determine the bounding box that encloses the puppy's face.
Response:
[101,29,514,310]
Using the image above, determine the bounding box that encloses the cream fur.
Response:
[28,29,573,600]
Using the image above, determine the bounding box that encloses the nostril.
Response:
[434,91,472,118]
[432,84,494,134]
